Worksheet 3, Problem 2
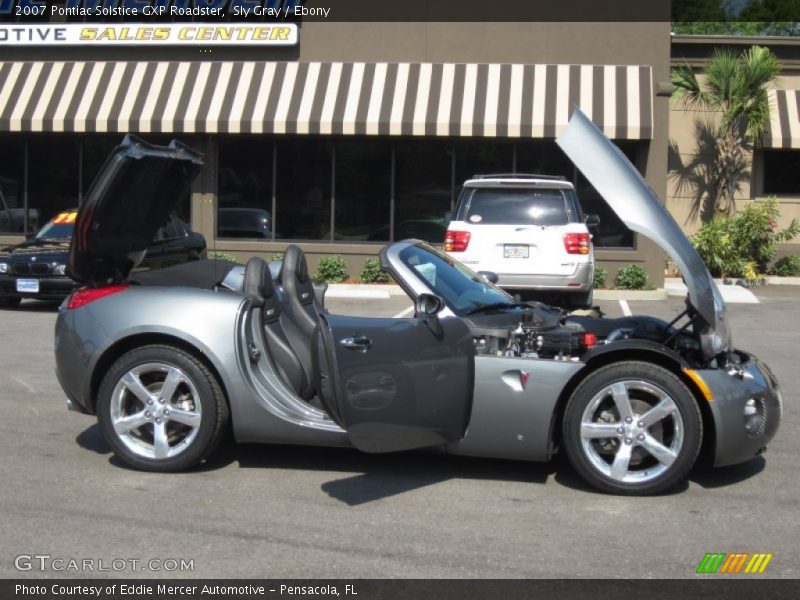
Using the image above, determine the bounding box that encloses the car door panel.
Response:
[322,313,475,453]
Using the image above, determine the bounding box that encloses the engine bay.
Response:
[468,301,704,364]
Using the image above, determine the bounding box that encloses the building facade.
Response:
[669,34,800,260]
[0,19,672,282]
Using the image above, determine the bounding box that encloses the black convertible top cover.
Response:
[130,259,238,289]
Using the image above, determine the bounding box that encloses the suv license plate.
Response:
[16,279,39,293]
[503,244,529,259]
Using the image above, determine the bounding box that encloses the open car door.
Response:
[316,312,475,453]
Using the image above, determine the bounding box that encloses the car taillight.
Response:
[66,285,128,310]
[445,230,471,252]
[582,332,598,349]
[563,232,591,255]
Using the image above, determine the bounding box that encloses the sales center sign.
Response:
[0,1,307,45]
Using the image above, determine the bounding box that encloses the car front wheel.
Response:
[97,345,229,472]
[563,361,702,495]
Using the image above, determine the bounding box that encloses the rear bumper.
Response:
[699,353,782,467]
[0,274,74,299]
[495,261,593,292]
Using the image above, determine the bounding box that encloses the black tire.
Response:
[563,361,702,495]
[96,344,229,472]
[0,297,21,309]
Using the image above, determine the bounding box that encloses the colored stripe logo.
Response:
[696,553,773,574]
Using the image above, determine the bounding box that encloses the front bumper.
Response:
[698,352,782,467]
[0,274,74,299]
[495,261,594,292]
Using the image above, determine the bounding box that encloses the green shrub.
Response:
[691,198,800,277]
[614,264,649,290]
[268,252,284,263]
[208,251,241,263]
[592,265,609,289]
[359,258,391,284]
[314,255,348,283]
[773,255,800,277]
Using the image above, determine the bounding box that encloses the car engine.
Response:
[468,302,702,362]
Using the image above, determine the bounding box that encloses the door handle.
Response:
[339,336,372,352]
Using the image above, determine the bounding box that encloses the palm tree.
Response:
[671,45,780,215]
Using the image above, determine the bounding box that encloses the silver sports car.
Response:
[54,111,782,495]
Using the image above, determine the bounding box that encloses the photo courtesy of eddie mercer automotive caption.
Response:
[54,109,783,496]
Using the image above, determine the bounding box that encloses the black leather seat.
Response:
[278,246,327,380]
[243,257,315,400]
[280,245,322,339]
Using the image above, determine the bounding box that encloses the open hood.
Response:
[68,135,203,285]
[556,109,730,359]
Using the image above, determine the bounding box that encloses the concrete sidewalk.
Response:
[664,278,759,303]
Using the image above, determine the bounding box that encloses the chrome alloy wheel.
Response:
[109,362,202,460]
[579,380,684,484]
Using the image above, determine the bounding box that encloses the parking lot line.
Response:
[619,299,632,316]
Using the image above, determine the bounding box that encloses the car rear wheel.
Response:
[563,361,702,495]
[0,297,21,309]
[97,345,229,472]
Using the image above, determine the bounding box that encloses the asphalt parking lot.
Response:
[0,287,798,579]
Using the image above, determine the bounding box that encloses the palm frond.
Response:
[670,63,710,108]
[704,49,739,108]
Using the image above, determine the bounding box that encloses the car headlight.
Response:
[0,262,8,274]
[53,264,66,276]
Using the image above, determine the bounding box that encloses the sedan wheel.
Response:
[563,361,702,495]
[97,345,228,472]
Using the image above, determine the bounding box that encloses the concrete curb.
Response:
[664,278,759,303]
[594,289,667,301]
[326,284,406,299]
[764,276,800,285]
[327,283,671,301]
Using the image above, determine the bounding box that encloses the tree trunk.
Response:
[713,129,745,216]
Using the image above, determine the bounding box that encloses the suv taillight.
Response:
[445,230,471,252]
[66,285,128,310]
[563,232,591,255]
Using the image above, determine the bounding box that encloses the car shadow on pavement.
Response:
[236,444,554,506]
[76,424,111,454]
[1,300,61,312]
[689,456,766,489]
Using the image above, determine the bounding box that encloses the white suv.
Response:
[445,174,598,308]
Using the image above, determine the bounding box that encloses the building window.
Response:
[574,141,639,248]
[454,140,514,196]
[276,138,333,241]
[218,138,274,239]
[213,136,643,248]
[335,139,392,242]
[516,141,574,178]
[394,141,453,243]
[0,137,26,234]
[762,150,800,195]
[27,136,80,227]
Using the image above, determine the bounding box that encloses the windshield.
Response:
[35,210,77,240]
[460,188,575,225]
[398,243,514,315]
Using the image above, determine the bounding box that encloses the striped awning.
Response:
[765,89,800,148]
[0,61,653,139]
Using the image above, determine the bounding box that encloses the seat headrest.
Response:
[281,244,310,284]
[244,257,275,304]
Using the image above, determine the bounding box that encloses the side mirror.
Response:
[415,292,445,316]
[416,293,445,338]
[478,270,499,284]
[585,214,600,228]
